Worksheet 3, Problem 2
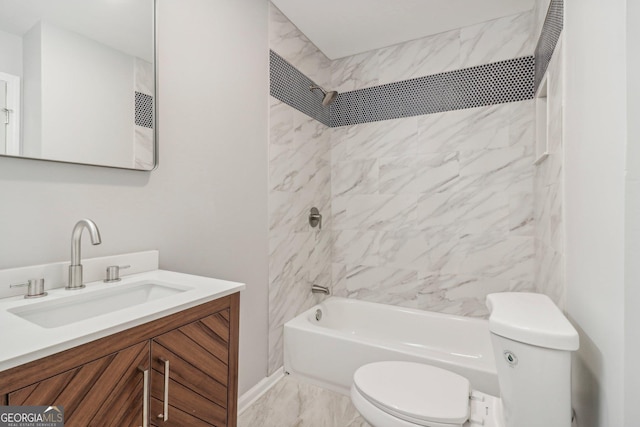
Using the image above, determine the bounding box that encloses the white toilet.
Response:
[351,292,579,427]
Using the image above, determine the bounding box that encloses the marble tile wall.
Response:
[270,50,331,126]
[134,57,154,169]
[268,98,332,374]
[534,37,565,308]
[267,2,537,378]
[331,11,534,93]
[533,0,553,45]
[269,5,330,90]
[326,8,536,317]
[268,3,333,375]
[533,0,563,90]
[330,101,536,317]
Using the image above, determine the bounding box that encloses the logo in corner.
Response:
[0,405,64,427]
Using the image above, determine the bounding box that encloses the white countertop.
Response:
[0,269,245,373]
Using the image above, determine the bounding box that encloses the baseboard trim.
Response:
[238,368,285,415]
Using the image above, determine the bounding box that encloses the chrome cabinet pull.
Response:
[139,367,149,427]
[157,358,169,421]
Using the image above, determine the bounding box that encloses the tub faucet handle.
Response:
[309,207,322,230]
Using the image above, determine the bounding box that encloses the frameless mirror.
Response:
[0,0,156,170]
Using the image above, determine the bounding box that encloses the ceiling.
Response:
[271,0,535,60]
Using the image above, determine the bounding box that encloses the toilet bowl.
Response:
[351,361,503,427]
[350,293,579,427]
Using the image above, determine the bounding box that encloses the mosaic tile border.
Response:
[135,91,154,129]
[331,56,534,127]
[270,2,562,127]
[535,0,563,91]
[270,50,331,126]
[270,1,568,128]
[270,50,534,128]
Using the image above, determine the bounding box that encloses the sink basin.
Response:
[9,281,191,328]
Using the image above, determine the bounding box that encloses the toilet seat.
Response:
[352,361,471,427]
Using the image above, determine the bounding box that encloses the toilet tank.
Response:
[486,293,579,427]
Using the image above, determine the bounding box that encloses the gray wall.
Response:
[0,0,269,395]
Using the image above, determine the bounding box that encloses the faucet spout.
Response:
[311,284,330,295]
[67,219,102,290]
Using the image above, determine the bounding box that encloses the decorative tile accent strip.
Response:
[331,56,535,127]
[135,91,154,129]
[270,50,331,126]
[534,0,563,90]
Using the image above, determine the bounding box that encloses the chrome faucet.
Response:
[66,219,102,290]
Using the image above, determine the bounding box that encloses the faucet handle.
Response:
[309,207,322,230]
[104,265,131,283]
[10,278,47,299]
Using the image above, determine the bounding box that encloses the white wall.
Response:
[22,23,42,158]
[564,0,626,426]
[0,29,22,77]
[39,22,134,167]
[22,21,135,165]
[0,0,269,396]
[625,0,640,424]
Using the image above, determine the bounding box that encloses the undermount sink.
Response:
[9,281,190,328]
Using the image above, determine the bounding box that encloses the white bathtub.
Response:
[283,297,499,396]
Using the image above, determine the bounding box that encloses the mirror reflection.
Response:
[0,0,155,170]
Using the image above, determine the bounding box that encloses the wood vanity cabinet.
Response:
[149,310,231,427]
[0,293,239,427]
[9,341,150,426]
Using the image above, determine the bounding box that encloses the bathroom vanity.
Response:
[0,253,244,427]
[0,294,239,426]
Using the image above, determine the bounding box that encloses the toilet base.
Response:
[467,391,503,427]
[351,387,504,427]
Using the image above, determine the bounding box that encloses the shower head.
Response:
[322,89,338,106]
[309,85,338,106]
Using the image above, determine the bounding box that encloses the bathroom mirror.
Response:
[0,0,156,171]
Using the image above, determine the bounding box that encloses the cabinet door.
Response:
[151,309,230,427]
[9,341,150,427]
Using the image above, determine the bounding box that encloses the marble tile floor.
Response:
[238,375,370,427]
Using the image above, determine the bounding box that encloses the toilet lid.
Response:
[353,361,471,426]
